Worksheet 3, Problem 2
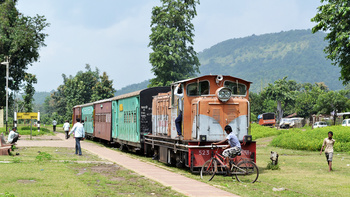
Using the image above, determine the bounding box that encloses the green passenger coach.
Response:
[111,87,170,151]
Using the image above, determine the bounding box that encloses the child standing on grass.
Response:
[320,131,335,172]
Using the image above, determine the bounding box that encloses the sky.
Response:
[16,0,322,92]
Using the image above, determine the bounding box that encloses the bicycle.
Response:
[200,144,259,183]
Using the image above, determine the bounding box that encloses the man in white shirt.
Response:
[69,118,85,156]
[174,83,183,137]
[63,120,70,139]
[320,131,335,172]
[52,119,57,132]
[7,127,20,144]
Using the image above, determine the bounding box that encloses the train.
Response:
[72,75,256,172]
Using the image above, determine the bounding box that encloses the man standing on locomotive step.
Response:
[52,119,57,132]
[69,118,85,156]
[320,131,335,172]
[212,125,241,170]
[174,83,183,137]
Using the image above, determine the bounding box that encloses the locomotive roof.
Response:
[171,75,252,85]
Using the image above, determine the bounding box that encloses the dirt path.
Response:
[17,133,238,197]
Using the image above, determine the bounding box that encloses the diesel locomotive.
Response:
[72,75,256,172]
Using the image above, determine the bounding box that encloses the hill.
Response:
[115,80,150,96]
[113,29,344,95]
[33,91,51,104]
[198,29,344,92]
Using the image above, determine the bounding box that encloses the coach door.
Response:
[191,102,199,140]
[112,101,118,139]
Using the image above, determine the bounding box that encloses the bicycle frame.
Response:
[210,145,250,175]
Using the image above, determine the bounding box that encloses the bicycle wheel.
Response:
[200,159,217,181]
[234,161,259,183]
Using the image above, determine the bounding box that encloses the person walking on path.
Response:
[63,120,70,139]
[320,131,335,172]
[52,119,57,132]
[69,118,85,156]
[174,83,183,138]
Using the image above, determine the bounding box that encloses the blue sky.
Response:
[17,0,321,92]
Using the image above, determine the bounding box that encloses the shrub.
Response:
[35,152,52,162]
[271,126,350,152]
[17,126,51,136]
[266,161,280,170]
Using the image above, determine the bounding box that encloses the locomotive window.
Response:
[186,81,210,96]
[224,81,247,96]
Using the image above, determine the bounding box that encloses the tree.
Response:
[264,77,300,122]
[91,72,116,102]
[249,91,276,118]
[295,83,328,118]
[22,73,37,112]
[315,90,350,125]
[45,65,115,121]
[148,0,200,87]
[0,0,49,107]
[311,0,350,84]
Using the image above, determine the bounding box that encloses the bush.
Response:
[266,161,280,170]
[17,126,51,136]
[271,126,350,152]
[251,123,284,140]
[36,152,52,162]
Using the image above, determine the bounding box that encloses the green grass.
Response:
[0,125,53,136]
[0,147,183,197]
[112,137,350,197]
[271,125,350,153]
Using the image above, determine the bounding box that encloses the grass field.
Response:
[119,137,350,197]
[0,147,183,197]
[1,126,350,197]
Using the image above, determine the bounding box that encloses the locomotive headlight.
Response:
[216,87,232,102]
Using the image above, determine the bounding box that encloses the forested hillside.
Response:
[33,91,51,104]
[198,29,343,92]
[115,80,150,96]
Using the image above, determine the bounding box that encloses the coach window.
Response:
[224,81,247,96]
[187,81,210,96]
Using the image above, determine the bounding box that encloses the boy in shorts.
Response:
[213,125,241,170]
[320,131,335,172]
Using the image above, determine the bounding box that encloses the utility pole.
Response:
[1,56,9,133]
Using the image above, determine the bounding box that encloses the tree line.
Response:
[250,76,350,125]
[40,65,115,124]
